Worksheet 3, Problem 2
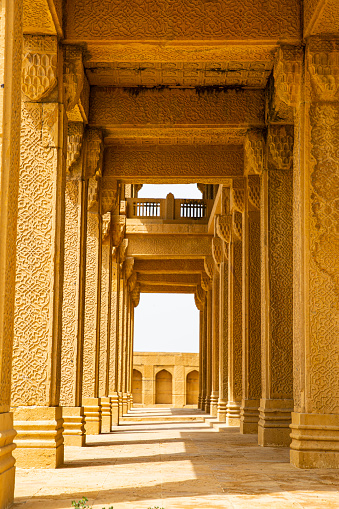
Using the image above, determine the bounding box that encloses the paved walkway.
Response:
[14,409,339,509]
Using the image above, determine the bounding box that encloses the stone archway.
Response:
[155,369,172,404]
[186,370,199,405]
[132,369,143,404]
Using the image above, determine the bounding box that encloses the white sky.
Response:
[133,184,201,353]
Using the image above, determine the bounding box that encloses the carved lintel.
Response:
[231,177,246,213]
[273,45,303,109]
[216,214,232,244]
[64,45,84,112]
[22,35,57,101]
[119,239,128,266]
[244,129,265,175]
[102,177,119,214]
[221,185,232,215]
[87,175,100,212]
[267,125,294,170]
[128,271,137,292]
[111,215,126,247]
[102,212,111,242]
[85,128,103,178]
[131,283,141,307]
[125,257,134,280]
[66,122,84,174]
[247,175,260,211]
[212,236,223,268]
[204,256,214,279]
[201,272,209,292]
[307,40,339,102]
[232,211,243,241]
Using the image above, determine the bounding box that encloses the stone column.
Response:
[82,132,103,434]
[203,265,213,413]
[0,0,22,503]
[11,35,65,468]
[198,309,203,409]
[290,39,339,468]
[60,123,86,446]
[200,274,209,410]
[210,239,222,417]
[217,260,228,422]
[258,124,294,447]
[226,211,243,426]
[240,176,262,434]
[99,213,112,433]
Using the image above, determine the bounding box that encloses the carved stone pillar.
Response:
[82,132,103,434]
[226,211,243,426]
[109,257,120,426]
[0,0,22,503]
[217,260,228,422]
[211,238,222,417]
[258,124,294,447]
[99,213,112,433]
[240,175,262,434]
[60,122,86,446]
[290,39,339,468]
[12,35,65,468]
[200,273,209,410]
[204,284,213,414]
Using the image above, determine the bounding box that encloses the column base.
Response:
[127,393,133,411]
[62,407,86,446]
[110,393,119,427]
[217,399,227,422]
[240,399,260,434]
[205,395,211,414]
[0,412,16,509]
[100,397,112,433]
[122,393,128,415]
[258,399,293,447]
[83,398,101,435]
[226,401,241,426]
[118,393,124,418]
[290,412,339,469]
[13,406,64,468]
[210,392,219,417]
[200,395,206,411]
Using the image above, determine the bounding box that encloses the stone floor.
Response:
[14,409,339,509]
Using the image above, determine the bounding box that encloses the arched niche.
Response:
[155,369,172,405]
[132,369,142,404]
[186,370,199,405]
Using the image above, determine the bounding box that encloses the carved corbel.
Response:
[22,35,57,101]
[204,256,214,279]
[111,215,126,247]
[247,175,260,211]
[102,177,119,214]
[125,257,134,280]
[212,237,223,269]
[63,45,84,112]
[267,125,294,170]
[102,212,111,242]
[119,239,128,266]
[244,129,265,175]
[87,176,100,212]
[85,128,103,179]
[307,39,339,102]
[201,272,209,292]
[232,211,243,242]
[216,214,232,244]
[231,178,245,213]
[66,122,84,174]
[273,45,303,110]
[221,185,232,215]
[128,271,137,292]
[197,183,205,195]
[195,285,205,311]
[131,283,141,307]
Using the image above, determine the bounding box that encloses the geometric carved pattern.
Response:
[231,178,245,213]
[244,129,265,175]
[247,175,260,210]
[111,215,126,247]
[21,35,57,101]
[204,256,214,279]
[273,44,303,108]
[216,214,232,244]
[308,40,339,102]
[212,236,223,268]
[87,176,100,212]
[101,177,119,214]
[232,211,243,241]
[85,128,103,178]
[201,272,209,291]
[63,45,84,112]
[267,125,294,170]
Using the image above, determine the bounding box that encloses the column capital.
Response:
[131,283,141,307]
[22,35,57,101]
[244,129,265,176]
[231,177,246,213]
[267,124,294,171]
[212,236,223,269]
[307,37,339,102]
[216,214,232,244]
[87,175,100,212]
[195,285,206,312]
[200,271,210,292]
[85,127,104,179]
[273,44,303,109]
[232,211,243,242]
[66,122,84,175]
[247,175,260,211]
[101,177,119,214]
[204,255,214,279]
[124,257,134,280]
[63,45,85,112]
[102,212,111,242]
[111,215,126,247]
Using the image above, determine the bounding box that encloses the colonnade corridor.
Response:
[14,410,339,508]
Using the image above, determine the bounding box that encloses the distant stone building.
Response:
[133,352,199,407]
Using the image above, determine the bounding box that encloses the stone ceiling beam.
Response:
[139,284,195,294]
[104,145,244,183]
[134,259,205,274]
[89,88,265,129]
[126,235,212,258]
[137,274,201,286]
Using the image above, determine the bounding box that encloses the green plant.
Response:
[71,498,113,509]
